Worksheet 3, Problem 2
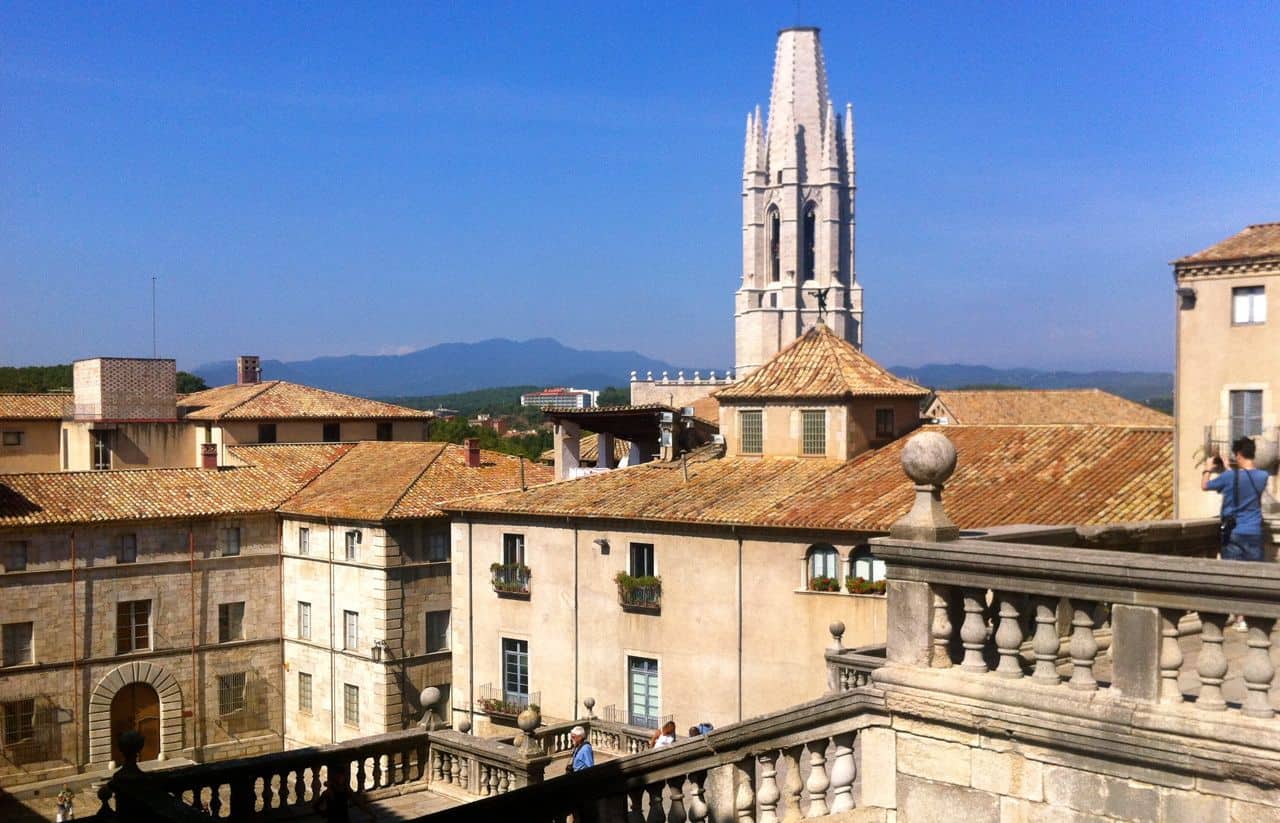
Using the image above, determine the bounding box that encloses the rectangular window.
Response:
[2,623,34,667]
[298,672,313,714]
[218,602,245,643]
[3,541,28,572]
[343,683,359,727]
[1232,286,1266,325]
[426,611,450,653]
[875,409,896,439]
[323,422,341,442]
[427,533,450,562]
[344,530,359,561]
[343,610,358,651]
[3,699,35,747]
[1230,390,1264,442]
[801,410,826,455]
[218,673,246,715]
[91,430,111,470]
[1,431,22,446]
[629,543,655,578]
[376,422,393,441]
[297,601,312,640]
[502,533,525,566]
[501,638,529,703]
[739,410,763,454]
[118,534,138,564]
[628,656,660,729]
[257,423,278,443]
[298,527,310,556]
[222,527,241,557]
[116,600,151,653]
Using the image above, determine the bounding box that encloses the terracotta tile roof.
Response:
[278,441,552,521]
[538,433,632,465]
[225,443,356,486]
[1174,222,1280,265]
[447,424,1172,531]
[715,323,928,401]
[180,381,431,421]
[0,394,67,420]
[929,389,1171,427]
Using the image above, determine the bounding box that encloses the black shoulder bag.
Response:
[1220,469,1239,548]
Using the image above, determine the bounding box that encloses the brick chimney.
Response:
[237,355,262,385]
[465,438,481,468]
[201,443,218,469]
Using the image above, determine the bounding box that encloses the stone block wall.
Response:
[72,358,177,421]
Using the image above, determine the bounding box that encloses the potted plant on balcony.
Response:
[490,562,532,596]
[809,575,841,593]
[845,576,887,595]
[615,572,662,611]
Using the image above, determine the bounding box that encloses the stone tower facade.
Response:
[735,27,863,375]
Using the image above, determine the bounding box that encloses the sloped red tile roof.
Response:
[715,324,928,401]
[538,433,632,465]
[277,441,553,521]
[180,381,431,421]
[225,443,356,486]
[446,424,1172,531]
[1174,222,1280,265]
[0,394,67,420]
[930,389,1172,427]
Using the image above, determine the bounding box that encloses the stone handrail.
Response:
[825,644,886,692]
[427,728,550,798]
[421,688,889,822]
[873,535,1280,719]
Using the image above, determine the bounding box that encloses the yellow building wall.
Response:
[719,397,922,460]
[0,420,62,473]
[220,419,429,448]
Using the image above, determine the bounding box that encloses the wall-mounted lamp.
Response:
[372,639,388,663]
[593,538,610,555]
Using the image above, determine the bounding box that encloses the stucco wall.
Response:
[220,419,428,448]
[0,420,61,473]
[719,397,921,460]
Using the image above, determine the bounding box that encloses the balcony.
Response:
[476,684,539,724]
[615,573,661,613]
[1203,422,1280,461]
[490,563,530,598]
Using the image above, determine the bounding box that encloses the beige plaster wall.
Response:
[220,419,429,448]
[0,420,62,473]
[1175,265,1279,518]
[719,397,920,460]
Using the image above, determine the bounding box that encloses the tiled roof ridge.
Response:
[187,380,278,418]
[0,465,255,480]
[936,422,1173,431]
[1248,221,1280,228]
[265,380,430,417]
[383,442,450,519]
[274,442,362,505]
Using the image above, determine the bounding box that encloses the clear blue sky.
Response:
[2,2,1277,373]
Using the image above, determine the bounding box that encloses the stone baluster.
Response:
[960,589,989,673]
[311,767,323,802]
[292,768,306,805]
[1197,612,1229,711]
[931,585,954,667]
[627,786,647,823]
[735,758,756,823]
[756,751,780,822]
[686,771,710,823]
[1067,599,1099,691]
[1158,608,1185,703]
[646,783,666,823]
[666,777,688,823]
[372,755,384,791]
[356,757,369,793]
[781,745,803,821]
[457,752,469,793]
[260,774,274,810]
[431,748,443,782]
[803,740,830,818]
[1030,596,1060,685]
[829,732,856,813]
[1243,617,1276,719]
[995,593,1025,678]
[477,764,489,797]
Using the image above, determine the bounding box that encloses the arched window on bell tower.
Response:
[802,202,816,281]
[768,207,781,282]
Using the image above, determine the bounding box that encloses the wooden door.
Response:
[110,683,160,764]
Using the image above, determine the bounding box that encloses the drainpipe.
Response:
[276,516,284,747]
[189,525,198,760]
[328,522,337,744]
[735,528,744,722]
[572,521,579,719]
[70,531,80,771]
[466,519,475,729]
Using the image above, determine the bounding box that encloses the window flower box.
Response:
[615,572,662,613]
[491,562,531,598]
[845,577,887,595]
[808,575,841,593]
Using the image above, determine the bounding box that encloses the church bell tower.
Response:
[735,27,863,375]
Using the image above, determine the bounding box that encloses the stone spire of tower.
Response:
[821,99,839,174]
[764,27,830,179]
[845,102,856,185]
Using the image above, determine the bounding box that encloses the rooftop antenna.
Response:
[151,276,158,357]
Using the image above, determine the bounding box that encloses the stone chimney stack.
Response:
[236,356,261,385]
[465,438,482,468]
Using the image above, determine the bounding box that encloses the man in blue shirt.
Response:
[567,726,594,772]
[1203,436,1270,562]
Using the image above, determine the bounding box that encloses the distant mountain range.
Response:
[194,340,1172,403]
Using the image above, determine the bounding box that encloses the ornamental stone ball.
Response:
[419,686,441,710]
[1256,437,1279,474]
[517,706,541,734]
[901,431,957,487]
[458,718,472,734]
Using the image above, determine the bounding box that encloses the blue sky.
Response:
[2,2,1277,373]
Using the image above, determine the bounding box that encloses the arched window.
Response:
[850,546,886,583]
[806,544,840,591]
[802,203,816,281]
[768,207,781,282]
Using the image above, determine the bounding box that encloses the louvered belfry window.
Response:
[740,410,763,454]
[802,410,825,455]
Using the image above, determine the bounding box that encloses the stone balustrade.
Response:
[428,728,550,798]
[826,644,886,693]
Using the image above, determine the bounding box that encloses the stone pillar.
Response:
[554,420,581,481]
[889,432,959,541]
[886,580,933,666]
[596,432,614,470]
[1110,605,1161,701]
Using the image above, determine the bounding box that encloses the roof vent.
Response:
[237,356,262,385]
[465,437,482,468]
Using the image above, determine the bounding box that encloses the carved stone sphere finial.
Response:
[829,621,845,641]
[901,431,957,487]
[458,718,472,734]
[583,696,596,718]
[419,686,441,710]
[517,706,541,734]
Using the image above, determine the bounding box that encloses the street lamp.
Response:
[371,639,388,662]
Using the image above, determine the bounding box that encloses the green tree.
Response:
[597,386,629,406]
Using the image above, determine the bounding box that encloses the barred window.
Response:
[2,699,35,746]
[297,602,312,640]
[2,622,33,667]
[298,527,310,556]
[343,610,358,651]
[801,410,825,456]
[739,410,763,454]
[118,534,137,564]
[298,672,313,714]
[3,541,28,572]
[218,673,246,715]
[218,602,245,643]
[116,600,151,653]
[343,683,359,727]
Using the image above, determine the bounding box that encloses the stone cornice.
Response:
[1174,258,1280,280]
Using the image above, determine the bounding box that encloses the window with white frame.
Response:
[218,673,246,715]
[343,610,359,651]
[298,672,313,713]
[502,533,525,566]
[343,683,359,727]
[297,601,312,640]
[1232,286,1266,325]
[118,534,137,564]
[502,638,529,704]
[740,410,763,454]
[218,602,245,643]
[806,544,840,582]
[2,622,33,667]
[801,410,826,455]
[3,541,28,572]
[345,531,359,561]
[116,600,151,653]
[1230,390,1264,442]
[850,546,886,583]
[426,611,450,653]
[629,543,655,578]
[298,527,310,556]
[91,430,111,470]
[628,656,660,729]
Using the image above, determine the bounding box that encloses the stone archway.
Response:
[89,662,183,767]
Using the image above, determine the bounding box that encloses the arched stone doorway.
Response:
[89,662,183,767]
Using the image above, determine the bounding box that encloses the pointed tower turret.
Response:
[735,27,863,376]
